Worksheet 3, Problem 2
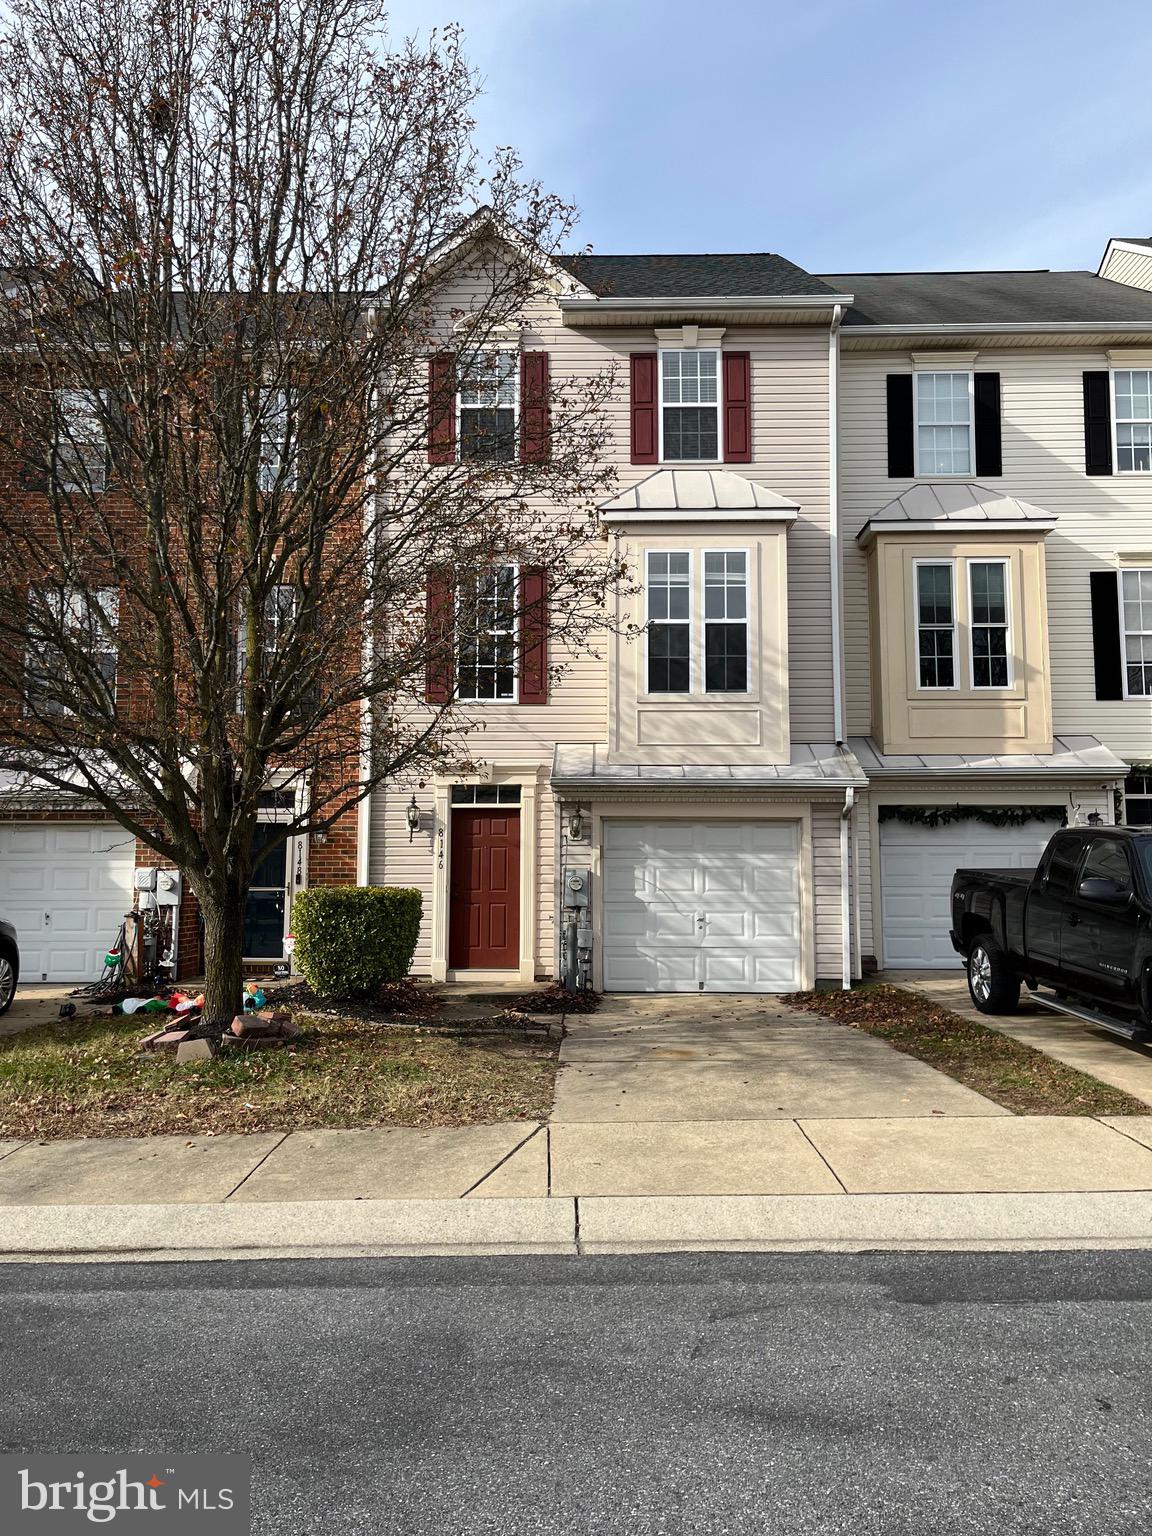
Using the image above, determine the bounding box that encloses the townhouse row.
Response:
[6,233,1152,992]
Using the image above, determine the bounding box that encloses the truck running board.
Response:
[1028,989,1149,1045]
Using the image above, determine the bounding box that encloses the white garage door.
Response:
[0,823,136,982]
[602,820,802,993]
[878,817,1054,969]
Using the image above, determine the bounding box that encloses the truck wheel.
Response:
[966,938,1020,1015]
[0,944,15,1017]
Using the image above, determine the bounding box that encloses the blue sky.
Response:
[388,0,1152,274]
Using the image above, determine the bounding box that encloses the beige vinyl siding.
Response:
[1100,246,1152,292]
[812,801,846,981]
[841,348,1152,757]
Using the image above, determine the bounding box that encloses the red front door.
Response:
[449,810,521,969]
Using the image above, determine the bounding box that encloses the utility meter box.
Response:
[153,869,182,906]
[133,867,156,892]
[563,868,591,910]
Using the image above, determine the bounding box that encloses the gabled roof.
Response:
[857,482,1056,543]
[818,269,1152,327]
[556,252,838,300]
[598,469,799,522]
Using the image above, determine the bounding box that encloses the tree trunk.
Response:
[197,885,247,1036]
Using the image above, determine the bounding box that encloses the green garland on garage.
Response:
[877,804,1067,829]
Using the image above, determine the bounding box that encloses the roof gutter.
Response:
[829,302,845,745]
[558,293,855,312]
[843,320,1152,336]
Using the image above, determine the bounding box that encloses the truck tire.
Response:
[966,937,1020,1015]
[0,942,16,1017]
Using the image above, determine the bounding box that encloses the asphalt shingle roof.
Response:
[817,269,1152,326]
[557,252,838,299]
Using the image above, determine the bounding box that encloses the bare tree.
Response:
[0,0,617,1029]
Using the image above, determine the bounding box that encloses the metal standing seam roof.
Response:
[848,736,1129,779]
[598,469,799,517]
[551,743,867,789]
[817,269,1152,327]
[858,482,1057,539]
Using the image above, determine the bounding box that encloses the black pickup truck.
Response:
[950,826,1152,1043]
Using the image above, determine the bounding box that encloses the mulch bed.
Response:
[272,977,446,1024]
[508,984,602,1015]
[783,983,1148,1117]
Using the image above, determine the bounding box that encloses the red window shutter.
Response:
[427,354,456,465]
[518,566,548,704]
[630,354,658,464]
[520,351,550,464]
[723,351,751,463]
[425,568,454,704]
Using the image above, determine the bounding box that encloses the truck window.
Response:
[1044,835,1086,898]
[1080,840,1133,892]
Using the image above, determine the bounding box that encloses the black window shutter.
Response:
[886,374,914,478]
[1083,371,1113,476]
[1090,570,1124,700]
[973,372,1002,476]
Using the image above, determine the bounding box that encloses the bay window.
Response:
[646,549,749,695]
[969,560,1010,688]
[915,561,956,689]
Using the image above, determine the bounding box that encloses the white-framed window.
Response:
[660,349,720,462]
[914,371,973,477]
[645,550,692,693]
[1121,568,1152,697]
[914,560,957,689]
[644,549,750,695]
[458,350,517,463]
[1113,370,1152,474]
[968,559,1011,689]
[237,584,300,689]
[457,564,518,700]
[703,550,749,692]
[257,388,297,492]
[54,389,107,494]
[24,585,118,715]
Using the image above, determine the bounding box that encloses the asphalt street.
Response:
[2,1250,1151,1535]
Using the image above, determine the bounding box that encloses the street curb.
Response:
[0,1197,578,1262]
[3,1189,1152,1262]
[578,1190,1152,1252]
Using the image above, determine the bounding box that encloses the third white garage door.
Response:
[878,816,1055,969]
[0,822,136,983]
[601,820,802,993]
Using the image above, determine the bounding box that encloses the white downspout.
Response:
[828,302,845,746]
[840,785,855,989]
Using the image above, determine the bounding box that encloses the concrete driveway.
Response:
[545,993,1012,1198]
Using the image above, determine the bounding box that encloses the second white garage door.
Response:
[0,823,136,983]
[601,820,802,993]
[878,817,1055,969]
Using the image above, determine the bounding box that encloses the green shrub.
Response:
[291,886,423,999]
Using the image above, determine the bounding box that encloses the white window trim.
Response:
[912,370,975,479]
[644,549,693,696]
[701,546,751,696]
[236,583,300,710]
[912,557,958,692]
[967,558,1014,690]
[657,347,722,466]
[1110,368,1152,476]
[256,388,298,494]
[456,561,520,705]
[54,388,108,495]
[456,345,519,464]
[1119,566,1152,700]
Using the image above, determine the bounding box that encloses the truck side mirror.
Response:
[1077,876,1130,905]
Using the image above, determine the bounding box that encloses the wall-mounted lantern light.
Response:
[568,809,585,841]
[407,795,422,841]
